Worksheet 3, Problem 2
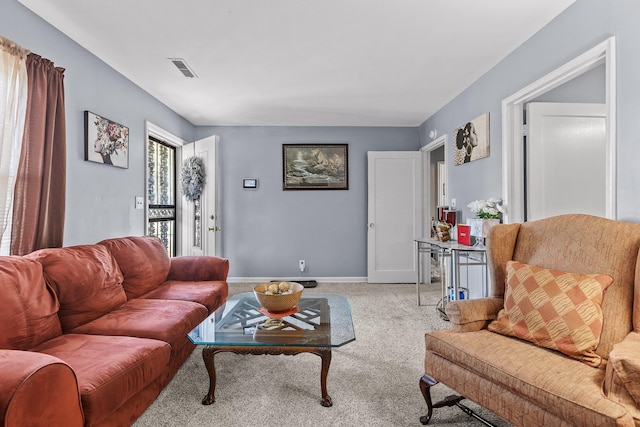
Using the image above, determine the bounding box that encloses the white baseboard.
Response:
[228,276,368,283]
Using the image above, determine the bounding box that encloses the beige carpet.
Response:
[133,282,511,427]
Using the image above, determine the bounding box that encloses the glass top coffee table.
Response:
[188,292,355,407]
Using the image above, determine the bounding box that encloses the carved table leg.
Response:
[318,348,333,407]
[199,345,334,407]
[419,374,438,424]
[201,346,219,405]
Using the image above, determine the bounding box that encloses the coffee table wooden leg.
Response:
[318,348,332,407]
[200,346,334,407]
[201,346,219,405]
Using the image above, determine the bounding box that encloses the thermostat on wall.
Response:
[243,178,258,189]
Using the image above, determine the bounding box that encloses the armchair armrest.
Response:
[0,350,83,426]
[605,332,640,406]
[167,256,229,282]
[445,297,503,332]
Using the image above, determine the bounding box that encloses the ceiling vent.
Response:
[168,58,198,78]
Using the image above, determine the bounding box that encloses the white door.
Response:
[437,160,447,208]
[184,135,219,256]
[367,151,421,283]
[527,102,607,221]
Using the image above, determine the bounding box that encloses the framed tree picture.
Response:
[84,111,129,168]
[282,144,348,190]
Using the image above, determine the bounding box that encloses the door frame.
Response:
[501,36,616,223]
[419,134,447,285]
[421,134,448,231]
[144,121,186,255]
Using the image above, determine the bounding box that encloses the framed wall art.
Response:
[282,143,348,190]
[84,111,129,168]
[453,112,489,166]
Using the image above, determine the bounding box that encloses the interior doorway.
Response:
[421,135,447,239]
[419,135,447,284]
[501,37,616,223]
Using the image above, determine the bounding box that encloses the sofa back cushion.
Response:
[507,214,640,359]
[27,245,127,331]
[0,257,62,349]
[98,236,170,299]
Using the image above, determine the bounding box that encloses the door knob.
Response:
[368,223,375,228]
[210,215,216,220]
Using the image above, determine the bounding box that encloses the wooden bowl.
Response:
[253,282,304,313]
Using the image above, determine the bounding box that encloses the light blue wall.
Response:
[419,0,640,223]
[193,126,419,278]
[1,0,419,278]
[532,63,605,103]
[1,0,195,246]
[5,0,639,279]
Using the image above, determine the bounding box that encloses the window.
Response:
[0,37,28,255]
[147,136,176,255]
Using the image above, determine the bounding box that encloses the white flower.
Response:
[467,197,505,219]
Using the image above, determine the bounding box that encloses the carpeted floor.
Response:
[133,282,511,427]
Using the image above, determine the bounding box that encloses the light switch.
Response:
[135,196,144,210]
[450,198,457,209]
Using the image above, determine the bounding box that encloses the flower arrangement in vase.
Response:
[467,198,505,247]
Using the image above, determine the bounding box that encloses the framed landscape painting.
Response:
[84,111,129,168]
[283,144,348,190]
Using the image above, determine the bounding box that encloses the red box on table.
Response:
[457,224,471,246]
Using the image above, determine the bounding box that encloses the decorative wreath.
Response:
[180,156,206,201]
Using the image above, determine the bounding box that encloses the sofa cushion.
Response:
[142,280,228,312]
[32,333,170,426]
[27,245,127,332]
[98,236,170,299]
[69,299,208,353]
[488,260,612,367]
[0,257,62,350]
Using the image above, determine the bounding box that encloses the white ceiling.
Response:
[19,0,574,127]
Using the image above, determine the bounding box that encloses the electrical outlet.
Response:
[299,259,306,272]
[135,196,144,210]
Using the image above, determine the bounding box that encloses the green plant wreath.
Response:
[180,156,206,201]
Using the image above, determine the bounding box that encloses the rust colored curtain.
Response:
[10,53,66,255]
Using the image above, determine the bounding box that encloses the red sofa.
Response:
[0,236,229,427]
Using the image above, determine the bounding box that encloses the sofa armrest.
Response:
[605,332,640,406]
[0,350,83,427]
[167,256,229,282]
[445,297,503,332]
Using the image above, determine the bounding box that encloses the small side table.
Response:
[415,238,488,317]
